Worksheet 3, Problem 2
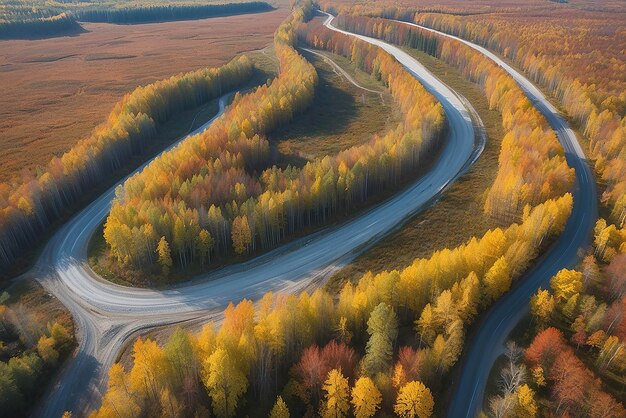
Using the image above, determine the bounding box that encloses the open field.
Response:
[0,8,289,183]
[271,49,399,164]
[326,47,505,290]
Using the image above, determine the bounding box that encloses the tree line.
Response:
[0,57,254,271]
[90,8,580,413]
[0,2,273,39]
[331,10,626,417]
[102,2,446,280]
[0,13,81,40]
[90,192,573,417]
[400,9,626,241]
[77,2,273,25]
[332,14,574,223]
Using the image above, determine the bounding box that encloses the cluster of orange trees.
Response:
[332,14,574,222]
[91,193,572,417]
[488,247,626,416]
[102,2,445,277]
[523,327,625,417]
[404,8,626,230]
[0,56,254,270]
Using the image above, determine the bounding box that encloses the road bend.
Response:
[33,20,485,417]
[391,19,598,417]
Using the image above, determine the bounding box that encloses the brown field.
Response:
[0,8,289,183]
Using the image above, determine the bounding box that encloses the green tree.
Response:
[164,327,196,390]
[362,303,397,376]
[0,362,24,416]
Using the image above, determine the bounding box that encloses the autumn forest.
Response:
[0,0,625,417]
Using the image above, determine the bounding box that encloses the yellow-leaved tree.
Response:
[91,363,140,418]
[529,288,555,327]
[351,376,381,418]
[269,396,290,418]
[514,384,538,417]
[394,381,434,418]
[322,369,350,418]
[550,268,583,301]
[484,256,511,301]
[202,348,247,418]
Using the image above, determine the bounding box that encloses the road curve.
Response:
[392,19,598,417]
[300,47,383,95]
[34,17,484,417]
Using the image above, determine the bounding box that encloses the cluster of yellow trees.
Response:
[91,193,573,417]
[0,56,254,270]
[102,2,445,279]
[332,14,574,222]
[91,6,579,415]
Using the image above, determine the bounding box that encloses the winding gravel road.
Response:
[393,20,598,417]
[33,15,485,417]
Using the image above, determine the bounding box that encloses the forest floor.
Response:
[1,279,75,343]
[0,8,289,184]
[0,279,77,417]
[325,47,506,291]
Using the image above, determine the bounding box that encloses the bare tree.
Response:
[498,341,527,395]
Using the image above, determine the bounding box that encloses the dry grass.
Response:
[326,48,506,291]
[271,49,400,165]
[0,8,289,183]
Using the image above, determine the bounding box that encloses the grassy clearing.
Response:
[270,48,400,166]
[325,48,506,292]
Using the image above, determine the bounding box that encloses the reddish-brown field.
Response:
[0,8,289,183]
